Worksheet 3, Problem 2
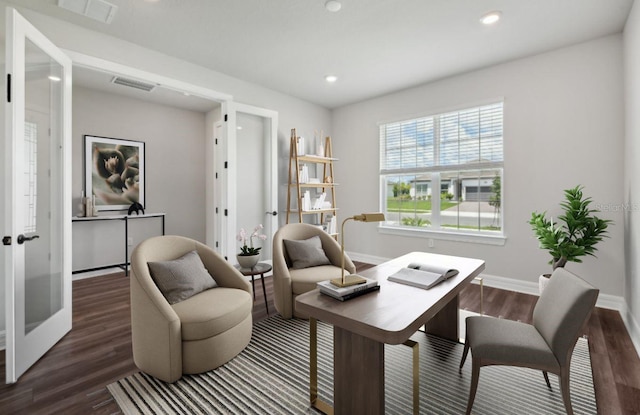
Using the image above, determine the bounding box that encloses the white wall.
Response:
[72,86,207,239]
[332,35,625,297]
[71,86,207,271]
[623,1,640,351]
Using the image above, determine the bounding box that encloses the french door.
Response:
[2,8,72,383]
[212,102,278,263]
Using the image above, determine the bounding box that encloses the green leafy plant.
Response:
[529,185,612,270]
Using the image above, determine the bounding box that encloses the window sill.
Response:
[379,225,506,246]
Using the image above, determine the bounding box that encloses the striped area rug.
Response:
[108,315,597,414]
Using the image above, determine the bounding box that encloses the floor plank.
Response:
[0,263,638,414]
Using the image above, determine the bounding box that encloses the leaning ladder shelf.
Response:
[286,128,338,236]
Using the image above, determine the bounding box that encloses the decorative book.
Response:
[317,277,379,300]
[387,262,459,290]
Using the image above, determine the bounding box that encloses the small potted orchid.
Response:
[236,224,267,269]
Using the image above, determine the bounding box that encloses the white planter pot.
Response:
[538,274,551,294]
[237,254,260,269]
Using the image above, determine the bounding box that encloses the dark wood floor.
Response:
[1,263,639,414]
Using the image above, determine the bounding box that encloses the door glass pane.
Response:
[23,38,64,334]
[236,112,272,260]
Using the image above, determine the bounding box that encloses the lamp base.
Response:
[330,274,367,288]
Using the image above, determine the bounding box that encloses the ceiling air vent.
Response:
[58,0,118,24]
[111,76,157,92]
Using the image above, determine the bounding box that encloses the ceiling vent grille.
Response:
[58,0,118,24]
[110,76,157,92]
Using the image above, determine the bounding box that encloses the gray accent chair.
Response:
[459,267,599,415]
[130,235,253,383]
[272,223,356,319]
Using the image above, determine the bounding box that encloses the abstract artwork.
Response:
[84,135,145,211]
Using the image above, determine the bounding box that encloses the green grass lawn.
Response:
[386,198,458,212]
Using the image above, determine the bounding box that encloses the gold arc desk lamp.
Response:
[330,212,386,288]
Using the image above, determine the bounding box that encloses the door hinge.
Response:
[2,236,11,246]
[224,209,228,216]
[224,114,228,122]
[224,161,228,169]
[215,138,218,145]
[215,207,218,214]
[215,241,219,248]
[215,172,218,179]
[6,74,11,103]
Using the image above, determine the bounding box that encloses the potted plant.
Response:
[528,185,612,292]
[237,224,267,269]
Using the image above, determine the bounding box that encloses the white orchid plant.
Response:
[237,224,267,256]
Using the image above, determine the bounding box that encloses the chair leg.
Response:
[465,357,481,415]
[459,337,470,372]
[543,371,551,389]
[559,365,574,415]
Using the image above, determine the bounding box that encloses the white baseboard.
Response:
[621,303,640,359]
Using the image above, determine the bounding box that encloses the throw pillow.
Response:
[283,235,331,269]
[148,250,217,304]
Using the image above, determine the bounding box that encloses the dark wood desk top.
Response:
[295,251,485,345]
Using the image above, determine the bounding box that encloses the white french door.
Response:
[213,102,278,263]
[2,8,72,383]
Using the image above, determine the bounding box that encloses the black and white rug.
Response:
[108,315,597,414]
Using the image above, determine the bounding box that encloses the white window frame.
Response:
[378,102,506,245]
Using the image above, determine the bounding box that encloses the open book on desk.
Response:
[387,262,459,290]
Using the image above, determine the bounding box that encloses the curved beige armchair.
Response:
[130,235,252,383]
[272,223,356,319]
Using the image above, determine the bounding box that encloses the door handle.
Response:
[266,211,278,216]
[17,234,39,244]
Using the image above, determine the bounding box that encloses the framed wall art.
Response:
[84,135,145,211]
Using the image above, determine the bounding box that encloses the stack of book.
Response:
[317,278,380,301]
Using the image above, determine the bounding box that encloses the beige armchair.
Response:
[272,223,356,319]
[130,235,253,383]
[459,267,599,415]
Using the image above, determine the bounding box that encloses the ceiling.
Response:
[8,0,635,110]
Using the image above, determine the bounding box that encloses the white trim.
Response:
[379,225,506,246]
[0,331,4,351]
[62,49,233,103]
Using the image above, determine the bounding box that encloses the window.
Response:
[24,121,38,233]
[379,102,503,240]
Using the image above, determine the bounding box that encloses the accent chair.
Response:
[459,267,599,415]
[272,223,356,319]
[130,235,253,383]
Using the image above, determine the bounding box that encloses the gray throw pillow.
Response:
[283,235,331,269]
[148,250,217,304]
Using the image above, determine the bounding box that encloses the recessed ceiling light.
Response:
[480,11,502,25]
[48,75,61,82]
[325,1,342,12]
[325,75,338,83]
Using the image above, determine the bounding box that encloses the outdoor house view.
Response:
[380,102,504,234]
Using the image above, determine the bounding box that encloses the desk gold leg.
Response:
[403,339,420,415]
[310,318,333,415]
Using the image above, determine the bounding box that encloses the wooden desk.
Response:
[295,251,485,415]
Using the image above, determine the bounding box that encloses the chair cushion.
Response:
[290,264,347,294]
[172,287,252,341]
[283,236,331,269]
[148,250,217,305]
[466,316,559,369]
